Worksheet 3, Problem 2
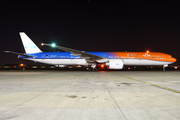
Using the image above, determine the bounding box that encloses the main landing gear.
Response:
[88,64,98,71]
[88,67,98,71]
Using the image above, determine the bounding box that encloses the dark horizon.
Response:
[0,1,180,65]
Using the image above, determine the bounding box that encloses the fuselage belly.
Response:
[25,58,173,66]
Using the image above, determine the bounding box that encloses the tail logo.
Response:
[25,43,37,49]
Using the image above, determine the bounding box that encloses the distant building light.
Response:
[20,63,24,67]
[41,66,45,68]
[32,66,38,68]
[50,66,55,68]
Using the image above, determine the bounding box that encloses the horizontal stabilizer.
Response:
[4,51,34,57]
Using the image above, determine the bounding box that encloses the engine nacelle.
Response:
[106,59,124,69]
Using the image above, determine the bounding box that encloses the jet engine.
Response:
[106,59,124,69]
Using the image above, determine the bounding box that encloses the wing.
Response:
[4,51,34,57]
[42,44,105,61]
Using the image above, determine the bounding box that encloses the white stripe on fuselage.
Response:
[123,59,172,65]
[24,58,172,66]
[24,58,88,65]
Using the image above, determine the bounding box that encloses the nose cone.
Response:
[172,58,177,62]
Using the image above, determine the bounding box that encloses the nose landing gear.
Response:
[163,64,168,71]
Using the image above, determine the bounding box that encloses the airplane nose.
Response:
[173,58,177,62]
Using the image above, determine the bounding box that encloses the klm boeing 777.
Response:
[5,32,176,71]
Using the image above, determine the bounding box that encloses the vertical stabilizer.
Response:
[20,32,42,53]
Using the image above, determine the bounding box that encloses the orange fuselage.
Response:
[112,52,176,63]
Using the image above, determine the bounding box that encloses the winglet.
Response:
[19,32,42,53]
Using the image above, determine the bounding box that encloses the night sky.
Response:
[0,1,180,65]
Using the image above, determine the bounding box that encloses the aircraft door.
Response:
[138,54,145,64]
[162,55,166,61]
[42,54,45,59]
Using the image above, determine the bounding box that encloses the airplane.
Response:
[5,32,177,71]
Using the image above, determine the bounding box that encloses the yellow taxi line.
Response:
[111,73,180,94]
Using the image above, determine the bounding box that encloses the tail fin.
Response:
[19,32,42,54]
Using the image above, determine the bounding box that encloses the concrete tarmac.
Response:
[0,70,180,120]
